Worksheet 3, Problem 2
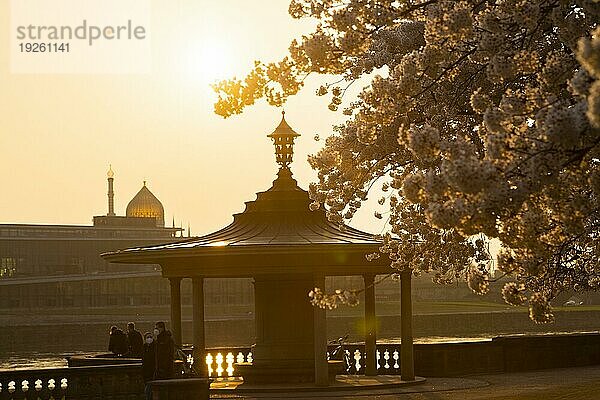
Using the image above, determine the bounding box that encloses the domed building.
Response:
[126,182,165,227]
[0,168,183,280]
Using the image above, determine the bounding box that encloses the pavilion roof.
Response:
[102,115,389,276]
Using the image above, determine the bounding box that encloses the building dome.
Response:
[126,182,165,227]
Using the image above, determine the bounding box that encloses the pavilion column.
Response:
[192,277,207,376]
[169,277,182,347]
[400,269,415,381]
[363,273,377,376]
[313,273,328,386]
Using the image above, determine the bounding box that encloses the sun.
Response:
[182,38,236,87]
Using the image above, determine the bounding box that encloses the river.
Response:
[0,352,82,371]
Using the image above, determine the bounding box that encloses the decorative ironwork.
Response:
[267,111,300,169]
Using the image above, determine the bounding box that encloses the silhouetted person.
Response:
[153,321,175,379]
[108,325,128,356]
[142,332,156,400]
[126,322,144,358]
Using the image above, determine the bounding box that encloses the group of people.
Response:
[108,322,144,358]
[108,321,175,399]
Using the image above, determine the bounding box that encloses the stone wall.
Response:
[414,333,600,376]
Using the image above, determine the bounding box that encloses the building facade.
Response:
[1,167,182,279]
[0,167,199,312]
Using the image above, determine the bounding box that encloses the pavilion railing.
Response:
[199,344,391,378]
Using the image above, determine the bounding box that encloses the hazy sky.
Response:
[0,1,383,235]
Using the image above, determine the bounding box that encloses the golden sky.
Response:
[0,1,381,235]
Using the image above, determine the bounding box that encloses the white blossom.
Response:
[502,282,527,306]
[466,265,490,295]
[529,293,555,324]
[214,0,600,323]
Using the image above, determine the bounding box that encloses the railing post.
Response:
[170,277,183,346]
[400,269,415,381]
[192,277,207,377]
[313,273,328,386]
[363,273,377,376]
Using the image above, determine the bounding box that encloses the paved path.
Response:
[211,365,600,399]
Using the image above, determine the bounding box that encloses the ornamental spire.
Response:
[107,164,115,216]
[267,111,300,170]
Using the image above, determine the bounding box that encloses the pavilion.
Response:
[103,112,415,385]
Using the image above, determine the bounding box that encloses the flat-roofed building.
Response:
[0,167,182,279]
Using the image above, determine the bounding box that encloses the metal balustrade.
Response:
[199,344,403,378]
[331,344,402,374]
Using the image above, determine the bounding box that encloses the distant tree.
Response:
[213,1,600,323]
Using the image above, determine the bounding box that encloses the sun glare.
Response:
[182,38,236,88]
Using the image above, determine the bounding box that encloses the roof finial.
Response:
[267,112,300,170]
[107,164,114,179]
[143,180,147,187]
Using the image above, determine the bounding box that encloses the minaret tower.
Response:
[107,165,116,216]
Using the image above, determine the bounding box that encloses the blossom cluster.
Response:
[214,0,600,323]
[309,287,359,310]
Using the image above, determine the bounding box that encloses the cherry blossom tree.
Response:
[213,0,600,322]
